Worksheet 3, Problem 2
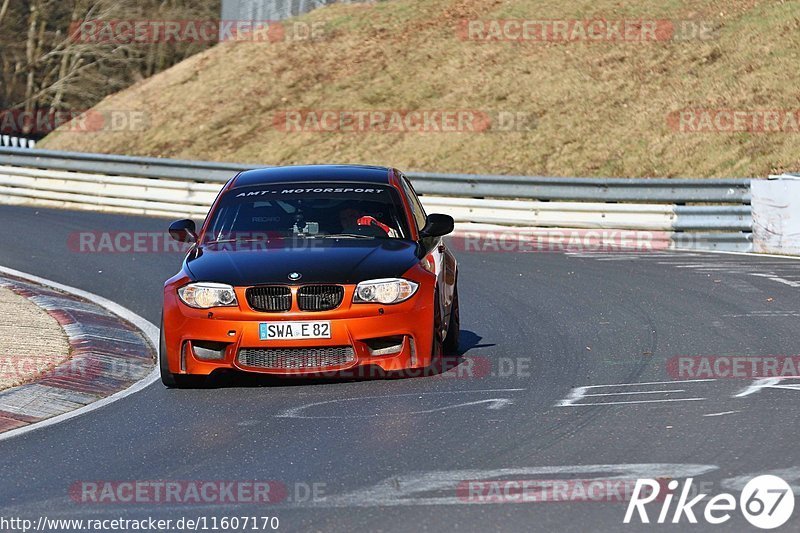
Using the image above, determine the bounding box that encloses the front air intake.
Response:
[246,286,291,312]
[237,346,355,369]
[297,285,344,311]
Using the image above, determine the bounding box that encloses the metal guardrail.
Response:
[406,173,751,204]
[0,148,247,181]
[0,147,754,251]
[0,148,751,202]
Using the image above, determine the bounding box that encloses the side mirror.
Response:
[169,219,197,243]
[419,213,454,238]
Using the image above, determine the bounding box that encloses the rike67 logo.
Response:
[624,475,795,529]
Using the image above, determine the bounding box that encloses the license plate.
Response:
[259,321,331,340]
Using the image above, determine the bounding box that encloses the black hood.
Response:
[184,239,423,286]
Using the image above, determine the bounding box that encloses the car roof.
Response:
[230,165,393,189]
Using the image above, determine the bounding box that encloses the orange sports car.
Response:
[160,165,459,387]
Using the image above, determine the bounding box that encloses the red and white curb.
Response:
[0,265,158,441]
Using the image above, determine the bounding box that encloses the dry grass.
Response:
[41,0,800,177]
[0,287,70,390]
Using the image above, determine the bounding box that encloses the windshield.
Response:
[203,182,410,243]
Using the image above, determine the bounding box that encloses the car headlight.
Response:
[178,282,238,309]
[353,278,418,304]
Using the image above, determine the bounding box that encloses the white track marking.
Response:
[583,379,715,387]
[723,311,800,318]
[557,379,715,407]
[571,249,800,292]
[564,398,706,407]
[673,263,730,268]
[303,464,719,508]
[81,463,720,512]
[698,261,797,264]
[703,410,740,417]
[676,266,767,271]
[722,468,800,495]
[748,273,800,287]
[736,377,800,398]
[570,249,800,262]
[590,257,644,261]
[0,265,158,442]
[581,389,686,397]
[691,249,800,261]
[277,389,525,419]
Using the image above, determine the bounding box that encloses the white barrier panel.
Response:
[422,196,675,230]
[752,176,800,255]
[0,136,35,149]
[0,153,755,252]
[0,166,678,231]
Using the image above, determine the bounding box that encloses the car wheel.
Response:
[443,283,460,354]
[160,316,205,389]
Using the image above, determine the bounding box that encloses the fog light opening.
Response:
[191,340,229,361]
[365,335,406,357]
[180,342,189,372]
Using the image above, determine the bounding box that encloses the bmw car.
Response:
[160,165,459,387]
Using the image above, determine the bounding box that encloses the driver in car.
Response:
[338,207,399,238]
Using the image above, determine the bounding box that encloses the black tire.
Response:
[431,289,444,360]
[443,283,460,354]
[160,317,205,389]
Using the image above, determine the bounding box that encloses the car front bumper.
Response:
[162,271,436,377]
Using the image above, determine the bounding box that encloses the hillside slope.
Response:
[41,0,800,177]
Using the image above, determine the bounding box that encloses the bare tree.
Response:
[0,0,220,136]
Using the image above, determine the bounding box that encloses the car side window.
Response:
[400,176,428,231]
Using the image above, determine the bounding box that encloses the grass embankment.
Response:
[41,0,800,177]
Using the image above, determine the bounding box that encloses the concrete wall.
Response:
[221,0,353,21]
[752,176,800,255]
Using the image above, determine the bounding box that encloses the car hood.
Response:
[184,239,423,286]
